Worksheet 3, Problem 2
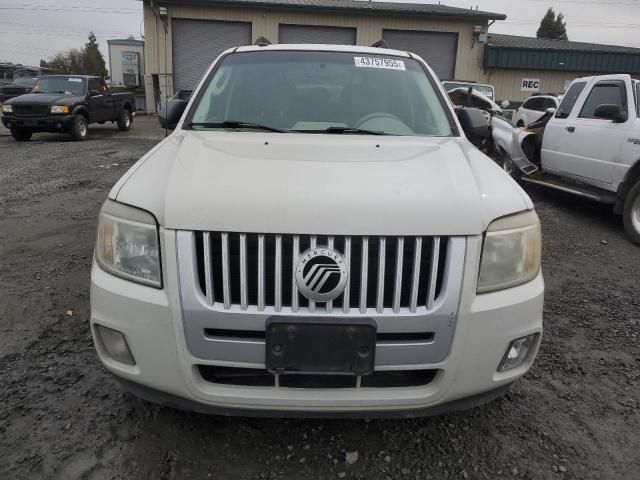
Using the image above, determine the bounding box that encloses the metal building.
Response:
[141,0,505,113]
[483,34,640,103]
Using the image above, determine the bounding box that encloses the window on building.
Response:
[555,81,587,118]
[579,82,626,119]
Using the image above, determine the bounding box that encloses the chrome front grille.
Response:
[194,232,448,314]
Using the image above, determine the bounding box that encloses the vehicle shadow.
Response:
[521,182,626,239]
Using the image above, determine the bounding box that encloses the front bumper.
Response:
[90,230,544,416]
[1,114,75,131]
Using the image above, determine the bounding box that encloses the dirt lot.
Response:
[1,116,639,480]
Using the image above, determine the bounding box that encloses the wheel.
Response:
[117,109,132,131]
[498,149,521,180]
[10,129,32,141]
[622,181,640,245]
[70,115,88,141]
[516,120,525,128]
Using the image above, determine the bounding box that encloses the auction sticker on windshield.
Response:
[354,57,406,71]
[69,78,83,83]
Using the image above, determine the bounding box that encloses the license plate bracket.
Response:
[266,317,376,376]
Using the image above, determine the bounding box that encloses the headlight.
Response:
[2,104,12,113]
[50,105,69,114]
[95,199,162,288]
[477,210,541,293]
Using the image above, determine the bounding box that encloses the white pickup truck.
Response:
[495,74,640,244]
[90,44,543,417]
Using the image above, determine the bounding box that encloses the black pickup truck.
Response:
[1,75,135,141]
[0,77,38,103]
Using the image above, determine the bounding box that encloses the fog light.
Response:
[95,324,136,365]
[498,334,537,372]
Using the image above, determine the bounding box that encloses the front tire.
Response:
[623,181,640,245]
[70,115,88,141]
[117,109,132,131]
[10,129,32,141]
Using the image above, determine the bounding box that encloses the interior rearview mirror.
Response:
[159,98,188,130]
[456,107,490,140]
[593,104,627,123]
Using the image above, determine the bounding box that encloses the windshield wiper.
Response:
[294,126,389,135]
[186,120,288,133]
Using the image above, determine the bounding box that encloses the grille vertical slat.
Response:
[221,233,231,309]
[275,235,282,312]
[257,234,265,311]
[342,237,351,314]
[393,237,404,313]
[427,237,441,310]
[196,232,448,313]
[326,236,335,313]
[239,234,248,311]
[291,235,300,313]
[376,237,386,313]
[409,237,422,313]
[309,236,317,313]
[202,232,214,305]
[360,237,369,314]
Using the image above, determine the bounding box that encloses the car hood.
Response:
[6,93,84,106]
[111,131,531,235]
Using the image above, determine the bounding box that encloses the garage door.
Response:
[172,19,252,91]
[279,24,356,45]
[382,30,458,80]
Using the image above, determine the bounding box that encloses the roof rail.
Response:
[254,37,271,46]
[371,39,390,49]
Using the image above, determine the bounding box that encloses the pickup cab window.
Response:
[579,82,626,119]
[189,50,453,136]
[34,76,85,96]
[88,79,100,94]
[556,81,586,118]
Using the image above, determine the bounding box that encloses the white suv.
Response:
[513,95,561,128]
[90,44,544,417]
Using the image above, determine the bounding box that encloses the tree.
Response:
[83,32,108,77]
[536,7,568,40]
[46,32,108,77]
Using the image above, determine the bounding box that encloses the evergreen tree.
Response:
[537,8,568,40]
[553,13,568,41]
[83,32,108,77]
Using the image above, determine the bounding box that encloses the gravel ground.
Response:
[1,117,639,480]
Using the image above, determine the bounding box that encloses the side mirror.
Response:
[501,99,511,109]
[159,98,188,130]
[593,104,627,123]
[89,89,101,97]
[456,107,490,139]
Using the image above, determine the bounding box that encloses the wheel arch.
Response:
[614,158,640,213]
[72,106,90,122]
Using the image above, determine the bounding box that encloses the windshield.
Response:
[34,77,85,95]
[189,51,453,136]
[15,77,36,85]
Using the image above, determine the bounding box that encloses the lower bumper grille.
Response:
[194,232,448,314]
[197,365,438,388]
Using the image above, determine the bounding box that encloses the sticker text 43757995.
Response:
[353,57,406,71]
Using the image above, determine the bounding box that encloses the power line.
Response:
[0,6,141,14]
[528,0,640,5]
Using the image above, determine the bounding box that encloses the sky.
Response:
[0,0,639,69]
